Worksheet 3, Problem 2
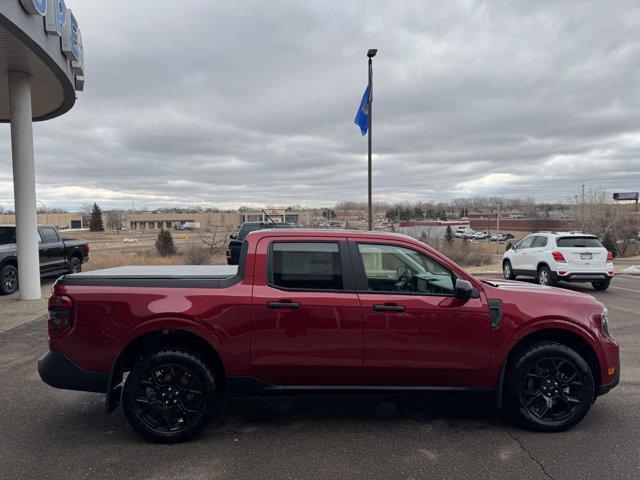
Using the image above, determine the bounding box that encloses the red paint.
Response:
[48,229,620,391]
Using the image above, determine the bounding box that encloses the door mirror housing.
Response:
[454,278,477,301]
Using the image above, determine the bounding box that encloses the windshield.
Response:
[556,237,602,248]
[0,227,16,245]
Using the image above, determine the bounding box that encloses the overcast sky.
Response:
[2,0,640,211]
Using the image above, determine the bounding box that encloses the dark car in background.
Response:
[0,225,89,295]
[226,221,293,264]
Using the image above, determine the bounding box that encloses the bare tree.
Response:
[198,225,233,255]
[105,211,124,231]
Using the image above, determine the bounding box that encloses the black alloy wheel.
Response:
[0,265,18,295]
[521,357,586,422]
[68,256,82,274]
[122,349,218,443]
[505,342,595,432]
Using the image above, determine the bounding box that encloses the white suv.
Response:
[502,232,614,290]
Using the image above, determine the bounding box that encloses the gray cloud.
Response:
[1,0,640,210]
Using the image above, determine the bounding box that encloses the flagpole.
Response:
[367,49,377,231]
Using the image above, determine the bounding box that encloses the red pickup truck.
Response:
[38,229,619,443]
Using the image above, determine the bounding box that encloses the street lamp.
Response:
[366,49,377,231]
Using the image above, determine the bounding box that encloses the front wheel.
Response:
[505,342,595,432]
[592,278,611,291]
[503,260,516,280]
[122,349,219,443]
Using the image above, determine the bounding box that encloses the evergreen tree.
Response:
[89,203,104,232]
[444,225,455,244]
[601,231,618,258]
[156,228,177,256]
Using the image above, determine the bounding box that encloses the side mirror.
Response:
[454,278,476,301]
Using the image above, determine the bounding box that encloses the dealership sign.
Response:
[613,192,639,201]
[19,0,84,91]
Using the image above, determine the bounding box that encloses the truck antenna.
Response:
[261,209,277,226]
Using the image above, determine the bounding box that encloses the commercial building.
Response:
[1,0,84,299]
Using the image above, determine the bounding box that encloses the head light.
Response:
[600,308,611,337]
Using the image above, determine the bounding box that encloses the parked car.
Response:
[226,221,293,264]
[38,229,619,442]
[122,237,139,243]
[502,232,613,290]
[0,225,89,295]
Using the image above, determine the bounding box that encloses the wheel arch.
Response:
[1,256,18,269]
[106,327,226,413]
[495,326,601,407]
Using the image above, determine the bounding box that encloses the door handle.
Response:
[373,304,406,312]
[267,301,300,309]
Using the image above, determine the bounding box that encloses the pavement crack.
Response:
[508,431,555,480]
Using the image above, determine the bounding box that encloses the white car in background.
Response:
[122,237,139,243]
[502,231,614,290]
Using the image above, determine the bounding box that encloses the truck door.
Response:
[351,241,491,388]
[250,237,363,386]
[38,227,66,273]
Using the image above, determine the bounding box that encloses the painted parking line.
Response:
[610,286,640,293]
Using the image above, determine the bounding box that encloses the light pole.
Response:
[367,49,377,231]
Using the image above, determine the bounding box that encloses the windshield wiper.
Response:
[481,279,499,287]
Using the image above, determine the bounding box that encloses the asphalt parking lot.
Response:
[1,276,639,479]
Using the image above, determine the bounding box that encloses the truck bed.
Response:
[58,265,240,288]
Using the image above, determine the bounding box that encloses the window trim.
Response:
[350,241,457,297]
[266,240,356,293]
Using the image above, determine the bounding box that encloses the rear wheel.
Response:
[67,256,82,274]
[592,278,611,291]
[0,264,18,295]
[537,266,555,286]
[122,349,219,443]
[503,260,516,280]
[505,342,595,432]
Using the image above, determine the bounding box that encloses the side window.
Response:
[532,236,548,248]
[40,227,59,244]
[357,243,455,296]
[270,242,343,290]
[518,236,535,249]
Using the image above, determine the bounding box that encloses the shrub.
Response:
[601,231,618,258]
[185,243,210,265]
[155,229,177,257]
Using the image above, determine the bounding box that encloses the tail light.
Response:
[606,251,613,262]
[85,243,90,253]
[551,251,566,263]
[48,295,74,337]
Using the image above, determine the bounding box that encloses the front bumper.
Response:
[598,360,621,396]
[38,351,109,393]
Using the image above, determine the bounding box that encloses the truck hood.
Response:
[477,277,594,299]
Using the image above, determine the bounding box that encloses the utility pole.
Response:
[366,49,377,231]
[496,204,501,254]
[581,184,585,204]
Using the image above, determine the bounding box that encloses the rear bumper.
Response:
[38,351,108,393]
[555,272,612,283]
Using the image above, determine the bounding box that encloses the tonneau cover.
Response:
[68,265,238,279]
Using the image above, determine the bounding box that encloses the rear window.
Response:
[556,237,603,248]
[0,227,16,245]
[270,242,343,290]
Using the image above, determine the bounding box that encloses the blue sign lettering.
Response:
[19,0,47,15]
[45,0,66,37]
